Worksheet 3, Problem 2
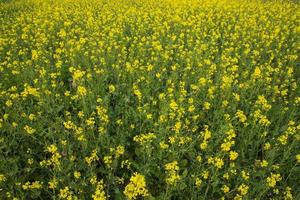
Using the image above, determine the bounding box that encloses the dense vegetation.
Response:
[0,0,299,199]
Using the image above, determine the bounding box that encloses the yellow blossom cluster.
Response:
[165,161,181,185]
[133,133,157,144]
[124,173,149,200]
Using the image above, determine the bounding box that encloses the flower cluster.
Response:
[124,173,149,200]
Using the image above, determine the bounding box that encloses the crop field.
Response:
[0,0,299,199]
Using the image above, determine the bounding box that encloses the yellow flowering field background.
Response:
[0,0,299,199]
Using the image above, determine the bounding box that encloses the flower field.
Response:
[0,0,299,199]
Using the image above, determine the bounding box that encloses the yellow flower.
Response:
[85,149,99,166]
[58,29,67,38]
[0,174,6,183]
[260,160,268,167]
[115,145,125,157]
[28,114,36,121]
[59,187,73,199]
[77,86,87,96]
[221,185,230,193]
[90,176,98,185]
[256,95,271,111]
[31,50,39,60]
[241,170,249,181]
[222,100,229,107]
[203,102,211,110]
[169,100,178,110]
[235,110,247,123]
[146,114,152,119]
[133,133,156,145]
[71,69,85,82]
[165,161,180,185]
[5,100,13,107]
[103,156,112,168]
[42,144,61,167]
[196,155,202,162]
[74,171,81,179]
[63,121,74,129]
[133,85,142,101]
[47,144,58,154]
[229,151,238,161]
[238,184,249,196]
[200,141,208,150]
[92,180,107,200]
[48,178,58,189]
[215,157,224,169]
[266,173,281,188]
[78,111,84,118]
[264,143,271,150]
[223,173,229,180]
[174,121,181,133]
[24,125,36,134]
[221,140,235,152]
[124,173,149,200]
[12,122,18,127]
[22,181,43,190]
[200,170,209,180]
[284,187,293,200]
[252,67,261,79]
[195,177,202,187]
[86,117,95,127]
[21,85,40,97]
[159,141,169,149]
[278,134,288,145]
[108,84,116,93]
